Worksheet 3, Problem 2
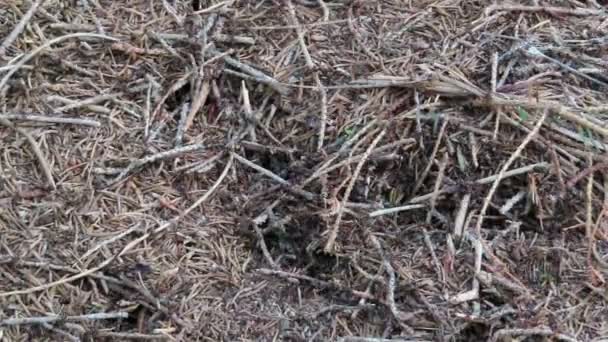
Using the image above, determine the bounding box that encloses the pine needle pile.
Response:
[1,1,607,341]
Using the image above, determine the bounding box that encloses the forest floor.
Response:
[1,1,608,341]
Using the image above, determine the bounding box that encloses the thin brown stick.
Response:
[0,312,128,326]
[406,162,550,204]
[114,155,234,256]
[325,128,386,252]
[453,194,471,240]
[367,234,415,332]
[258,268,374,301]
[412,119,448,195]
[491,326,577,342]
[474,109,548,234]
[0,0,45,58]
[566,162,608,188]
[424,153,448,280]
[0,117,55,189]
[486,4,606,17]
[285,0,328,151]
[232,152,315,200]
[208,47,289,95]
[252,221,279,269]
[0,113,100,127]
[0,33,118,99]
[0,254,115,296]
[41,323,80,342]
[96,332,167,340]
[110,142,208,184]
[486,97,608,138]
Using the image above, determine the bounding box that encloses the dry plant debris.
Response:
[1,0,608,341]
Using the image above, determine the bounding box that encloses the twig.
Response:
[0,33,119,99]
[0,312,128,326]
[526,46,608,89]
[42,323,80,342]
[405,162,550,204]
[55,93,122,112]
[153,32,255,46]
[0,248,120,297]
[147,71,192,135]
[232,153,289,186]
[453,194,471,240]
[485,97,608,138]
[0,117,55,189]
[114,156,234,256]
[369,204,426,217]
[486,4,606,17]
[0,113,100,127]
[317,0,330,21]
[208,47,290,95]
[192,0,232,15]
[305,138,414,187]
[184,80,210,134]
[110,143,208,184]
[477,270,530,296]
[491,326,578,342]
[285,0,328,151]
[499,191,527,215]
[0,0,45,58]
[80,224,140,260]
[47,95,112,115]
[232,152,315,200]
[412,119,448,195]
[161,0,183,25]
[240,80,256,141]
[315,304,377,318]
[95,332,167,340]
[258,268,374,301]
[449,234,482,304]
[325,128,386,252]
[585,156,608,274]
[347,4,380,61]
[474,109,547,234]
[184,153,223,174]
[338,338,425,342]
[424,153,449,281]
[174,102,190,146]
[368,234,415,332]
[252,221,279,269]
[451,111,548,304]
[566,162,608,188]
